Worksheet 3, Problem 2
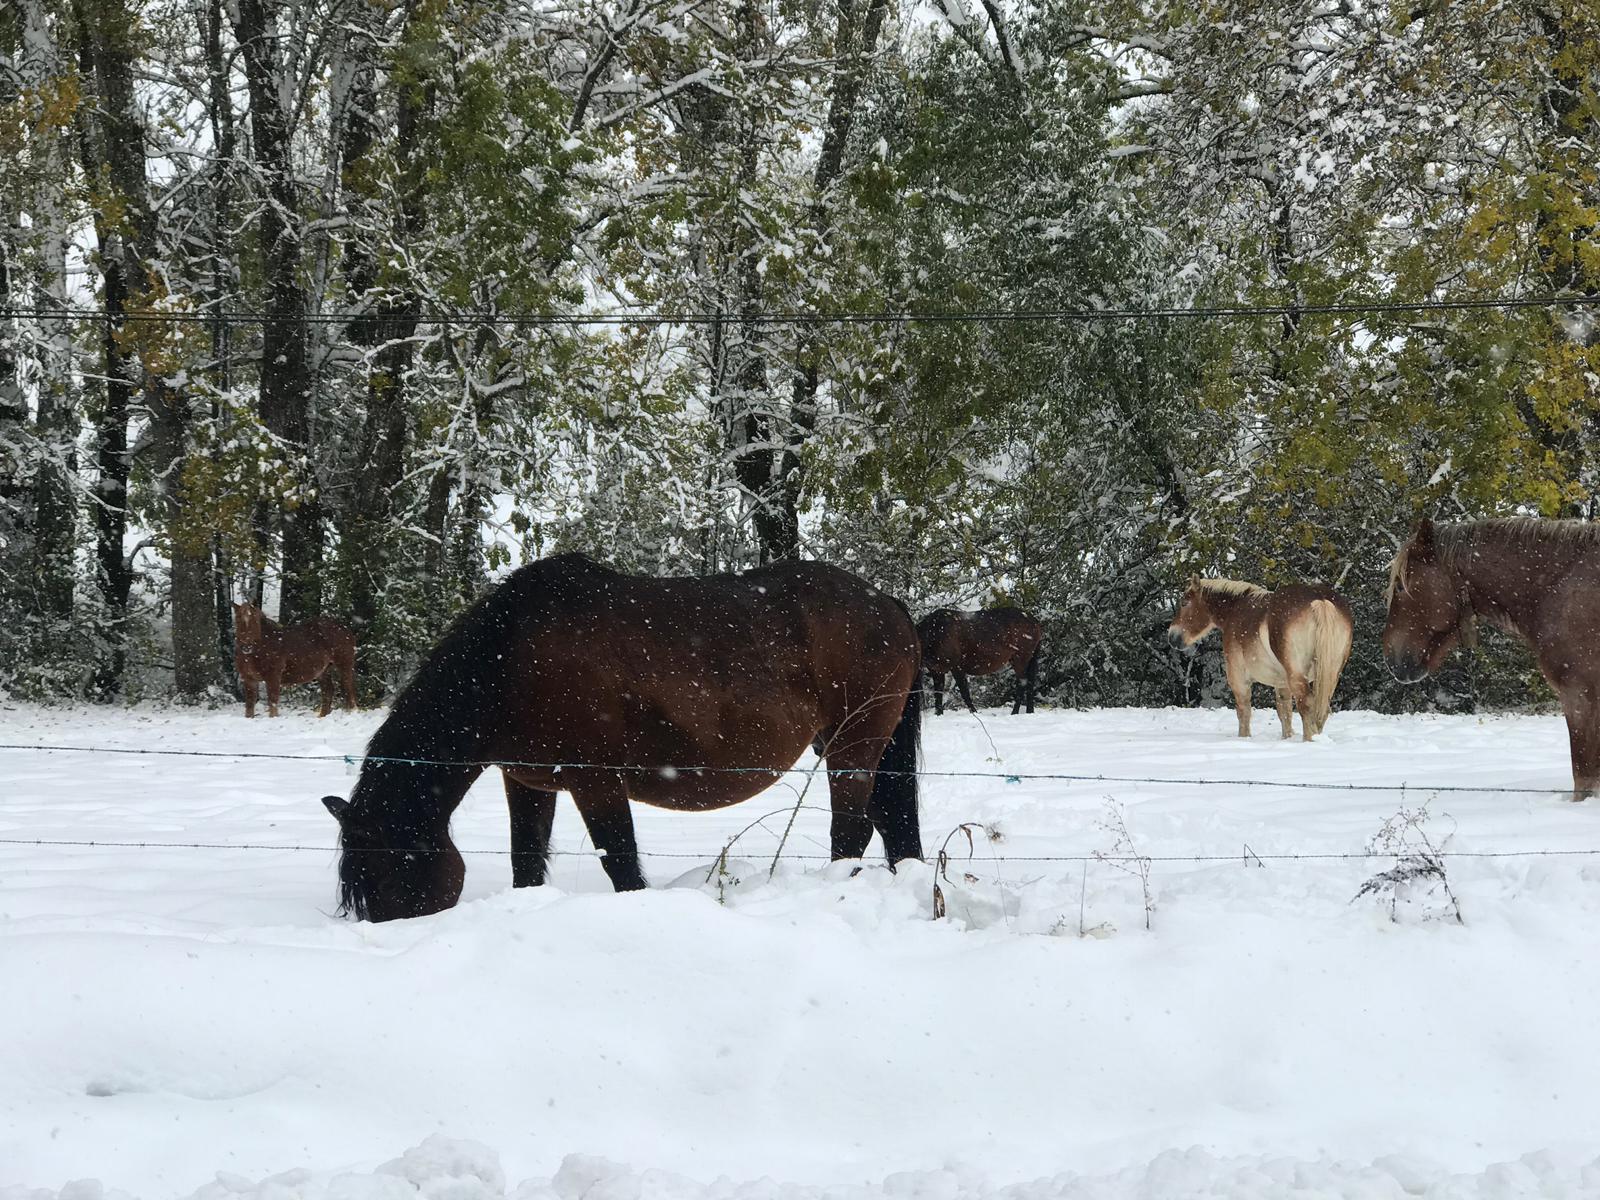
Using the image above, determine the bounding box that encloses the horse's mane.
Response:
[364,553,610,765]
[1198,577,1267,600]
[1390,517,1600,603]
[337,554,610,918]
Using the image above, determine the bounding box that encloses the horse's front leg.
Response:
[931,671,945,715]
[570,773,647,891]
[266,670,282,718]
[318,669,334,717]
[954,670,978,714]
[505,773,557,887]
[243,678,258,719]
[1225,657,1251,737]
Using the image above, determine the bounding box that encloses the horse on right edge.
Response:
[1383,516,1600,801]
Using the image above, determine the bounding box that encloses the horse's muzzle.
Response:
[1166,628,1188,650]
[1383,650,1429,684]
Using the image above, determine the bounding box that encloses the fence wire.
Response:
[2,739,1594,865]
[0,741,1573,794]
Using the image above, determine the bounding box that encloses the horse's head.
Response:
[323,787,465,922]
[1383,518,1471,683]
[1167,576,1215,648]
[233,602,261,642]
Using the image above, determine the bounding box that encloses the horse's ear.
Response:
[1415,518,1436,549]
[1185,573,1200,591]
[323,795,352,823]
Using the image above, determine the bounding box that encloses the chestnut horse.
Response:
[916,607,1043,715]
[1168,577,1353,740]
[322,554,924,921]
[232,603,357,718]
[1384,517,1600,801]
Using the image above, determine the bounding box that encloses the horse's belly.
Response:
[628,769,785,812]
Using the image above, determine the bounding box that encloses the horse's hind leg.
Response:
[1274,688,1293,739]
[824,762,876,863]
[954,670,977,714]
[505,775,557,886]
[266,670,282,718]
[1286,671,1313,741]
[318,669,334,718]
[931,672,945,716]
[1011,653,1037,715]
[570,774,647,891]
[339,647,358,710]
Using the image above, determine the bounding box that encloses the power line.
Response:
[5,293,1600,329]
[0,740,1570,793]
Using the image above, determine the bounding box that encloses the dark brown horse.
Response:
[916,607,1042,715]
[232,603,357,718]
[1168,577,1353,741]
[1383,517,1600,800]
[322,554,923,921]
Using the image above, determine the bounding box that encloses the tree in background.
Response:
[0,0,1595,715]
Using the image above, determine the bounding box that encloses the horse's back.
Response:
[969,606,1042,643]
[1266,585,1353,679]
[495,553,917,718]
[305,615,356,653]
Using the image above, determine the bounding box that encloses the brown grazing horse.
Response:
[232,602,358,718]
[322,554,924,921]
[1384,517,1600,801]
[916,608,1043,715]
[1168,577,1354,740]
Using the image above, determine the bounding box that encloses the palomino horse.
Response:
[916,608,1043,715]
[232,603,358,718]
[1168,577,1353,740]
[1384,517,1600,801]
[322,554,924,921]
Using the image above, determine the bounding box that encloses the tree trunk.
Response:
[342,0,434,688]
[0,235,27,575]
[73,0,147,695]
[773,0,892,561]
[233,0,322,622]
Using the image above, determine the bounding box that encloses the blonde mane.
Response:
[1384,549,1407,607]
[1198,577,1268,599]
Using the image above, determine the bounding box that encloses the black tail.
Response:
[868,671,923,863]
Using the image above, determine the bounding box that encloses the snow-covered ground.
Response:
[5,700,1600,1199]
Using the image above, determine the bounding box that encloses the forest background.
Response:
[2,0,1597,712]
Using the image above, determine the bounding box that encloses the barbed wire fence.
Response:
[2,741,1594,866]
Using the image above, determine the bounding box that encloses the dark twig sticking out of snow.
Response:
[1094,798,1155,931]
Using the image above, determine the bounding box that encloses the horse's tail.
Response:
[1307,599,1353,735]
[868,670,923,864]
